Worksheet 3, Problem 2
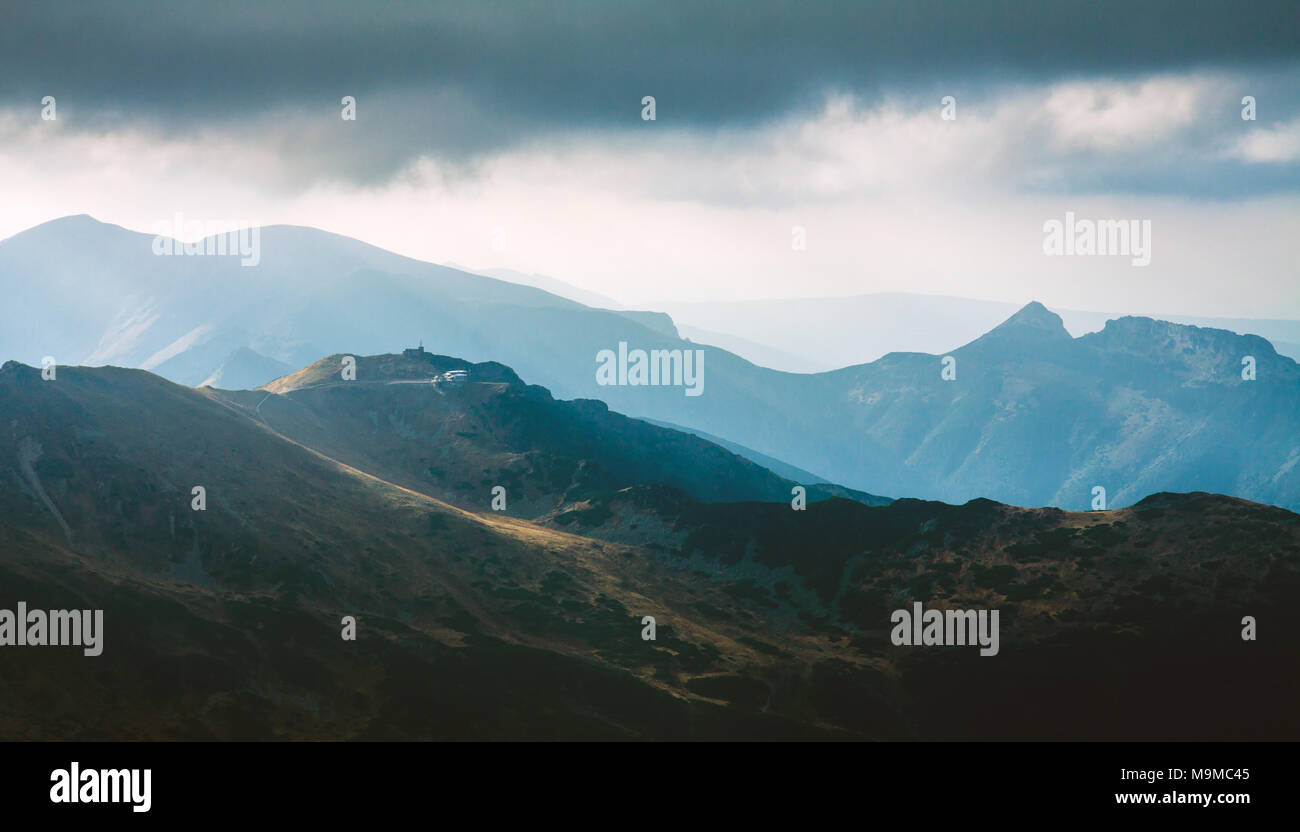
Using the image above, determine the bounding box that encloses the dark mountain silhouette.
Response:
[0,358,843,737]
[213,349,889,514]
[2,357,1297,738]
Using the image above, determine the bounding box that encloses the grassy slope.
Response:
[3,360,1297,738]
[0,361,881,738]
[244,352,886,516]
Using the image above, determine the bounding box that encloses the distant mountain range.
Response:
[423,269,1300,369]
[660,292,1300,370]
[3,216,1297,512]
[3,355,1297,738]
[800,301,1300,510]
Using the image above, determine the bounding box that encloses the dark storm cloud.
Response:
[3,0,1297,187]
[5,0,1298,124]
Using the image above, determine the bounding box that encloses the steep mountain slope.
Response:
[0,360,865,738]
[1,359,1296,738]
[222,350,888,516]
[640,417,856,487]
[808,303,1300,509]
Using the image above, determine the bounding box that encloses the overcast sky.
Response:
[2,1,1297,316]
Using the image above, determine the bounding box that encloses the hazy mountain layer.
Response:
[4,216,1298,512]
[661,292,1300,370]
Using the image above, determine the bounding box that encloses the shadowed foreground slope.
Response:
[1,359,1297,738]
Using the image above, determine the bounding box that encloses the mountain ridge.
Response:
[5,215,1298,512]
[227,349,892,513]
[2,356,1297,737]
